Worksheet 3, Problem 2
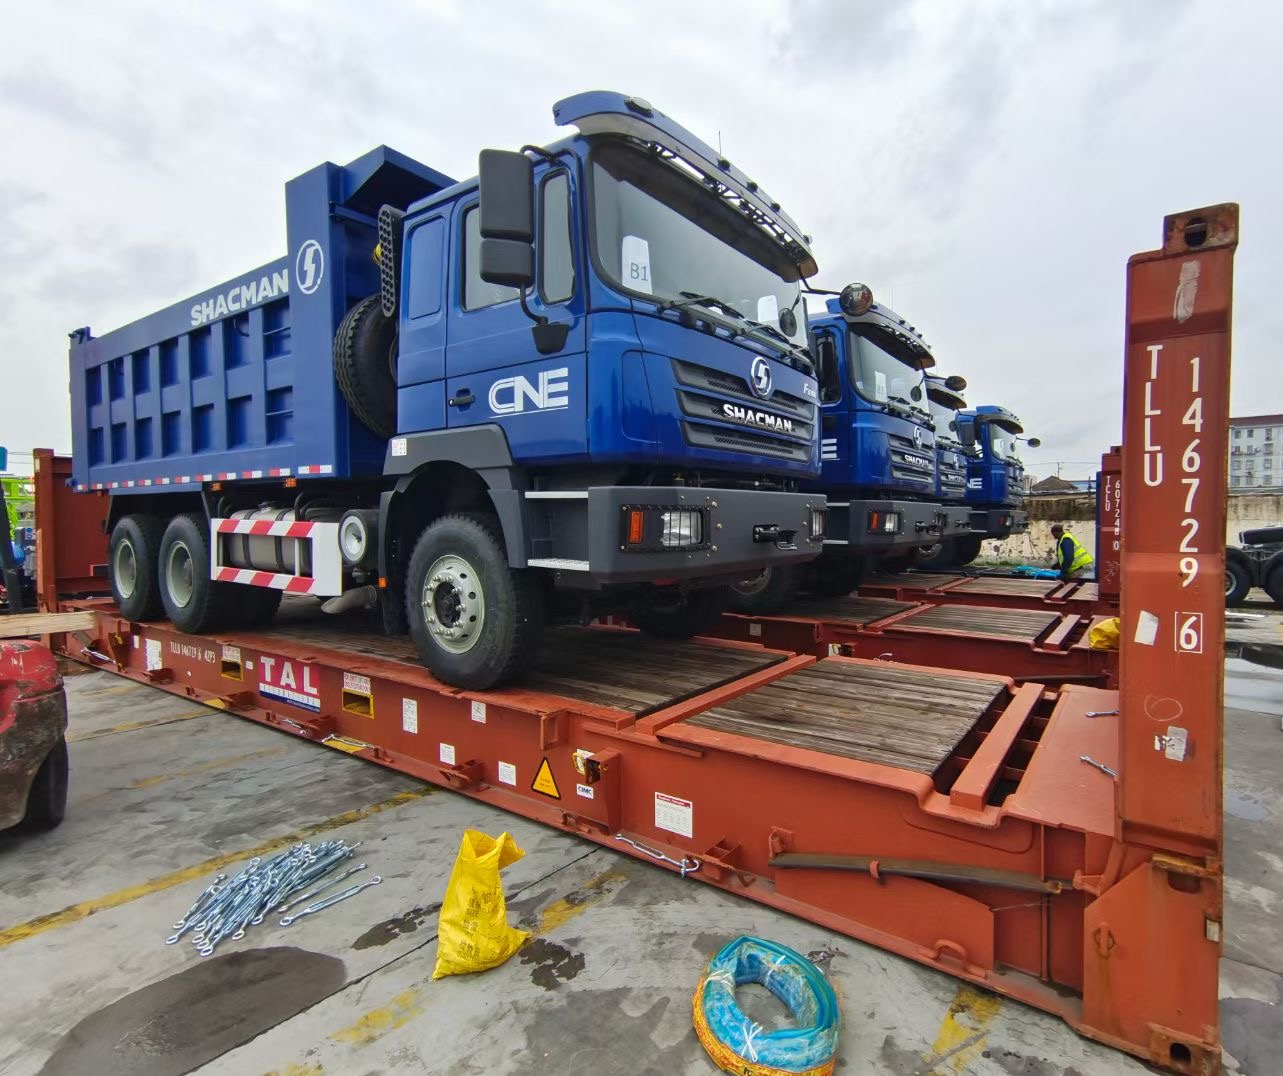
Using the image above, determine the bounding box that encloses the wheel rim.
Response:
[114,541,138,599]
[422,554,485,655]
[917,542,943,560]
[166,541,195,608]
[1224,569,1235,597]
[731,568,772,597]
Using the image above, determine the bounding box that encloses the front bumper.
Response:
[823,498,941,552]
[969,508,1029,539]
[937,503,976,541]
[0,641,67,830]
[530,486,826,585]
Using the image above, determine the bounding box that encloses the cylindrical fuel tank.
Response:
[222,507,339,575]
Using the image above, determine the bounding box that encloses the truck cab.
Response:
[956,405,1036,560]
[69,91,827,690]
[912,373,983,568]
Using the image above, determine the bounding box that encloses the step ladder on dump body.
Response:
[33,204,1237,1074]
[706,593,1115,687]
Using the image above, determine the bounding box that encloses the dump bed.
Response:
[69,147,455,492]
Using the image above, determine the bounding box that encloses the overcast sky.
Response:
[2,0,1279,479]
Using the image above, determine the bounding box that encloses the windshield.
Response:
[848,329,928,415]
[590,141,807,349]
[928,397,961,441]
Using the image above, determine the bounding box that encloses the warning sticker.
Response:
[655,792,693,838]
[470,700,487,724]
[439,742,455,766]
[402,698,418,734]
[498,761,517,786]
[532,757,561,799]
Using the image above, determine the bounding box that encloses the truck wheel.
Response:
[630,586,728,640]
[1241,525,1283,546]
[108,514,165,621]
[334,294,398,441]
[913,540,956,568]
[727,565,799,616]
[810,555,864,596]
[952,535,985,567]
[20,737,68,832]
[405,513,543,689]
[1264,553,1283,607]
[159,513,233,633]
[1225,551,1253,606]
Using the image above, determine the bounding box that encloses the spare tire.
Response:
[1241,525,1283,546]
[334,294,398,440]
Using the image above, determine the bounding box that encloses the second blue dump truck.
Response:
[954,405,1038,566]
[910,372,983,569]
[729,287,946,612]
[67,91,828,689]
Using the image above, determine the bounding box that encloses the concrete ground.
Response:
[1,637,1281,1075]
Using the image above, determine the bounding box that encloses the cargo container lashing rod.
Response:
[42,205,1236,1075]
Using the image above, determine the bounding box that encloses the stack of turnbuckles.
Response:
[165,839,382,957]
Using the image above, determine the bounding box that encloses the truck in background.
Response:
[728,287,945,613]
[905,371,979,569]
[1226,525,1283,606]
[954,405,1038,567]
[68,92,828,689]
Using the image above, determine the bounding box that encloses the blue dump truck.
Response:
[955,405,1038,565]
[728,287,945,613]
[68,92,828,688]
[910,372,982,569]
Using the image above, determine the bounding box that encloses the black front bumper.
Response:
[824,497,941,552]
[526,486,825,585]
[968,508,1029,539]
[937,503,976,541]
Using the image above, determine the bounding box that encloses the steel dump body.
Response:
[69,148,456,492]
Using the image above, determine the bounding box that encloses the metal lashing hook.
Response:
[614,833,701,878]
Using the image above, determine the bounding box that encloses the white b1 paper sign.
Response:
[757,294,780,324]
[621,235,652,294]
[874,370,888,402]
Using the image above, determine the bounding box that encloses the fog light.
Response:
[809,508,826,539]
[659,509,702,548]
[868,510,900,535]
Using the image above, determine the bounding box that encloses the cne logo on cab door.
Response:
[488,367,569,415]
[259,656,321,712]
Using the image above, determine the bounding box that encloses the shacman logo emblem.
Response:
[750,356,773,398]
[295,240,324,296]
[913,425,924,449]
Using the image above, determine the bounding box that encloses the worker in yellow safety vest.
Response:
[1050,524,1094,580]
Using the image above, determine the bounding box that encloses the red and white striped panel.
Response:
[91,465,333,490]
[214,567,320,593]
[214,518,317,539]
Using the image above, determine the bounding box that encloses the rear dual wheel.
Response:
[108,515,166,621]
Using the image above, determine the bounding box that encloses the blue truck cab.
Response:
[956,405,1036,554]
[913,373,985,568]
[67,91,826,689]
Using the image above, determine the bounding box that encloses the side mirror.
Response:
[957,422,977,448]
[909,384,922,402]
[839,282,874,317]
[477,149,535,289]
[1026,437,1042,449]
[944,374,967,392]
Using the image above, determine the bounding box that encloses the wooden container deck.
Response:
[889,605,1060,643]
[683,661,1004,774]
[786,595,917,625]
[862,572,962,591]
[264,609,781,715]
[953,578,1059,598]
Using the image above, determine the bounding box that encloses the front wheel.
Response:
[1264,553,1283,608]
[727,565,799,616]
[809,555,864,597]
[630,586,728,640]
[20,738,68,832]
[952,535,985,567]
[405,513,543,689]
[912,540,956,569]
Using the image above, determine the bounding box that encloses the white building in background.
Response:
[1229,414,1283,491]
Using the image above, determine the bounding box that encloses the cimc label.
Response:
[258,657,320,712]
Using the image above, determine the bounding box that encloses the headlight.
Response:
[659,509,702,548]
[808,508,826,539]
[867,510,900,534]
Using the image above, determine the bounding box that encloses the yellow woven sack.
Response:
[1088,616,1121,650]
[432,829,529,979]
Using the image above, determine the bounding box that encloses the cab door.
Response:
[444,169,588,464]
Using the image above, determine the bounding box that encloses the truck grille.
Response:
[939,450,968,493]
[672,358,815,462]
[889,430,934,486]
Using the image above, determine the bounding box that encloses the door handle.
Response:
[448,390,474,408]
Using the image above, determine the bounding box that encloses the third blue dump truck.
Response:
[729,287,946,612]
[67,91,828,689]
[911,372,982,569]
[954,405,1038,566]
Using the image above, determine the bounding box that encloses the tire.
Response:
[913,540,957,569]
[1225,551,1253,607]
[630,586,728,640]
[1241,525,1283,546]
[1265,553,1283,607]
[334,294,398,441]
[727,565,800,616]
[405,513,543,689]
[108,514,166,621]
[952,535,985,567]
[228,585,283,629]
[158,513,234,633]
[809,555,864,596]
[20,738,68,832]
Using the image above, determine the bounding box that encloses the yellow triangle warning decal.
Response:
[531,757,561,799]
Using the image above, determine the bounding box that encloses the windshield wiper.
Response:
[660,291,748,320]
